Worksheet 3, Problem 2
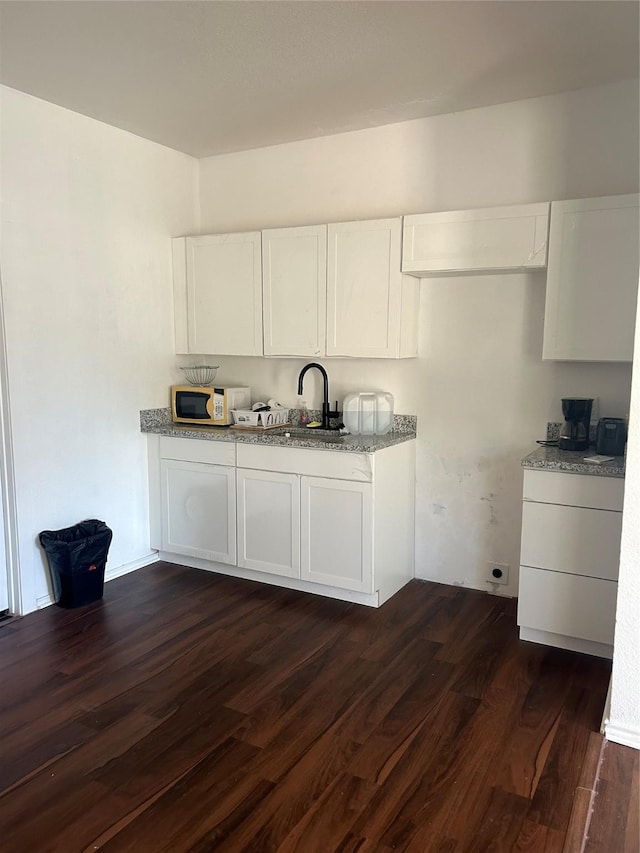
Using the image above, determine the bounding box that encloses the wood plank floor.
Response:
[584,740,639,853]
[0,562,625,851]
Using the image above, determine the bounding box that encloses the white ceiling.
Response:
[0,1,638,158]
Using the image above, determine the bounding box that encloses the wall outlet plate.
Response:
[487,562,509,585]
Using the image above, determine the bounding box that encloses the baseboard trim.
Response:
[36,592,55,609]
[604,721,640,750]
[36,552,159,610]
[105,552,159,581]
[414,574,515,598]
[601,677,612,734]
[519,627,613,660]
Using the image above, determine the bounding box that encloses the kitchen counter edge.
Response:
[140,409,417,454]
[522,446,625,478]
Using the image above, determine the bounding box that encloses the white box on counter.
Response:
[343,392,394,435]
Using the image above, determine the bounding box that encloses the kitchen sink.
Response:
[276,428,347,444]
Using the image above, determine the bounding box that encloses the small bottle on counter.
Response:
[298,399,309,426]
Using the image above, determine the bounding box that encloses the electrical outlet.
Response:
[487,562,509,586]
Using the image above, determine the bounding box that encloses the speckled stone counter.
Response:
[522,446,625,478]
[140,408,416,453]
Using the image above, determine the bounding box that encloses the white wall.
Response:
[0,86,199,612]
[607,291,640,750]
[197,79,638,595]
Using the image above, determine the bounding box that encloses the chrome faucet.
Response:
[297,362,339,429]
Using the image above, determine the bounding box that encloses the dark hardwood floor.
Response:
[584,740,639,853]
[0,563,629,851]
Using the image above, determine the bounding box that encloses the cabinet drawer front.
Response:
[523,469,624,511]
[159,436,236,467]
[237,444,373,482]
[402,203,549,273]
[517,566,617,646]
[521,501,622,581]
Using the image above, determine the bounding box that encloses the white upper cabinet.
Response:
[262,225,327,357]
[402,203,550,274]
[173,232,263,356]
[327,218,419,358]
[542,194,640,362]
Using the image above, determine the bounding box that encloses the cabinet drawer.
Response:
[517,566,617,646]
[159,436,236,467]
[236,444,373,482]
[521,501,622,580]
[523,469,624,511]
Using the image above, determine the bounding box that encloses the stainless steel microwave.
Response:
[171,386,251,426]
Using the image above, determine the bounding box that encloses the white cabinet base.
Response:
[150,436,415,609]
[157,551,394,608]
[518,470,621,659]
[519,627,613,660]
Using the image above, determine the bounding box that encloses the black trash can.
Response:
[39,519,112,608]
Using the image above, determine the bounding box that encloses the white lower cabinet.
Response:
[148,435,415,607]
[236,468,300,578]
[160,459,236,565]
[300,476,373,593]
[517,469,624,658]
[234,442,414,605]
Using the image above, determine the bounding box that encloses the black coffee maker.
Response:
[558,398,593,451]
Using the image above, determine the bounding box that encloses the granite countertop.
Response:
[522,445,625,478]
[140,408,417,453]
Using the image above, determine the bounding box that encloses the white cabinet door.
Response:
[300,476,373,593]
[327,218,418,358]
[402,203,550,273]
[236,468,300,578]
[173,232,263,356]
[160,459,236,564]
[262,225,327,357]
[543,194,639,362]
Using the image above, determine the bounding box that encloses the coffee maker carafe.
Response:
[558,398,593,451]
